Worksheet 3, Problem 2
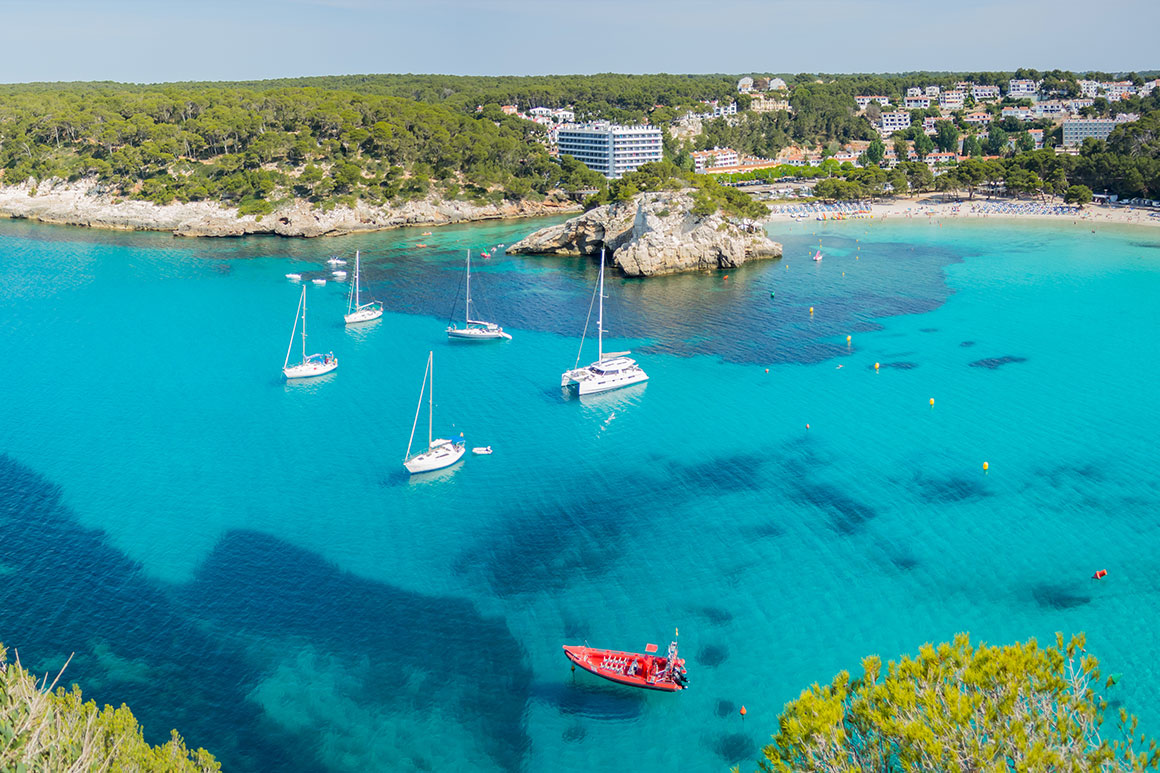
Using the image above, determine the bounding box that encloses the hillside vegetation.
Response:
[0,644,218,771]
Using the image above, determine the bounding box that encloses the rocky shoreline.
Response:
[0,179,582,238]
[507,191,782,277]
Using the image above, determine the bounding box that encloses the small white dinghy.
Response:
[472,446,493,455]
[332,270,347,279]
[327,257,347,267]
[312,278,327,286]
[286,273,302,281]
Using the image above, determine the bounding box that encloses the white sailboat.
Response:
[344,251,383,324]
[283,285,337,379]
[560,248,648,395]
[447,250,511,340]
[404,352,465,474]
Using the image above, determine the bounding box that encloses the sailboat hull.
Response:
[284,358,338,379]
[566,370,649,395]
[447,325,511,340]
[345,307,383,324]
[404,442,466,474]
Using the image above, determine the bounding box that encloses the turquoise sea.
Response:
[1,212,1159,771]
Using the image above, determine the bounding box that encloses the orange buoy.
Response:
[764,368,769,373]
[739,706,747,717]
[1093,569,1108,580]
[805,423,810,430]
[724,274,729,279]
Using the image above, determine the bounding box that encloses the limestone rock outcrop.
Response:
[506,191,781,277]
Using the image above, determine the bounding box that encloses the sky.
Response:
[0,0,1156,84]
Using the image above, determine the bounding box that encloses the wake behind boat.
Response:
[447,250,511,341]
[561,248,647,395]
[344,251,383,324]
[563,638,687,692]
[403,352,465,474]
[283,285,337,379]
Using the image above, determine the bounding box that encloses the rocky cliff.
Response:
[0,179,581,237]
[506,191,781,277]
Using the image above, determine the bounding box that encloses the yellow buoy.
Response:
[809,306,814,315]
[929,398,935,406]
[846,335,851,344]
[874,362,880,371]
[983,461,989,472]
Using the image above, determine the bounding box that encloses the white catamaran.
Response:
[404,352,465,474]
[560,248,648,395]
[447,249,511,340]
[283,285,337,379]
[344,251,383,324]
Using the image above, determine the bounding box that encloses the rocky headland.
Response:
[506,191,782,277]
[0,179,581,237]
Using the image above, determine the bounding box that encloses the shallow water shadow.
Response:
[960,340,976,347]
[181,530,533,771]
[0,454,308,773]
[1031,583,1092,610]
[914,472,989,504]
[969,355,1027,369]
[696,644,730,668]
[792,480,879,535]
[711,732,758,764]
[715,699,736,718]
[531,680,646,721]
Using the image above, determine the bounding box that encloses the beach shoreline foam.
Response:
[767,195,1160,229]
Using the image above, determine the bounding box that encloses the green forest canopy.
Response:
[754,633,1158,772]
[0,71,1157,215]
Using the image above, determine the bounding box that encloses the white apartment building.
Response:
[855,95,891,109]
[880,111,912,133]
[906,87,923,97]
[1062,114,1139,147]
[1033,100,1068,117]
[1079,80,1100,98]
[1103,81,1136,102]
[1008,79,1039,98]
[1001,106,1033,121]
[972,85,1001,101]
[939,91,965,110]
[691,147,740,172]
[964,111,992,125]
[556,123,664,178]
[905,96,932,109]
[925,85,941,97]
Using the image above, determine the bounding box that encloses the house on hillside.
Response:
[738,77,754,93]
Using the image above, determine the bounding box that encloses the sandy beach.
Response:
[768,197,1160,230]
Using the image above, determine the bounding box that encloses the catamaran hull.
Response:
[563,371,649,395]
[284,359,338,379]
[447,327,511,341]
[404,443,466,474]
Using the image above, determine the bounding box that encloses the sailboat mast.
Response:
[301,283,308,359]
[354,250,361,308]
[428,353,434,447]
[465,250,471,325]
[284,287,302,369]
[597,248,605,362]
[405,353,430,461]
